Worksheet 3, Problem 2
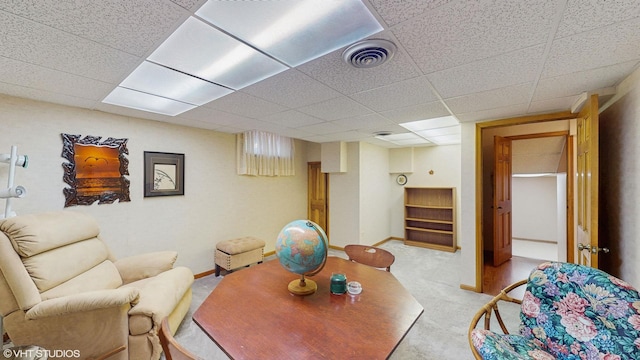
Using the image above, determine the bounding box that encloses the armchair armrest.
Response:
[114,251,177,284]
[468,279,526,359]
[25,288,139,320]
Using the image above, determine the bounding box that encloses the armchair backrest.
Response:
[520,262,640,359]
[0,211,123,314]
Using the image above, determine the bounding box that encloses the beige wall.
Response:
[389,145,462,239]
[359,142,390,246]
[0,95,309,274]
[328,142,360,247]
[326,142,461,249]
[599,72,640,288]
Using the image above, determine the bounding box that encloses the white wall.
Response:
[556,173,567,262]
[460,122,477,288]
[0,95,309,274]
[512,176,558,242]
[599,67,640,288]
[327,142,360,248]
[359,142,390,246]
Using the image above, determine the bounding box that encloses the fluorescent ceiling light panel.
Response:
[375,133,431,146]
[400,116,459,131]
[426,134,461,145]
[148,17,288,90]
[196,0,383,67]
[414,126,460,138]
[399,115,461,145]
[120,61,233,106]
[103,87,196,116]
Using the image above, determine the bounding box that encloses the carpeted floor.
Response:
[170,240,523,360]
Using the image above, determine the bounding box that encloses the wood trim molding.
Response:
[194,269,216,279]
[459,284,479,292]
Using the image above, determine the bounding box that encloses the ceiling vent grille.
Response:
[342,39,396,68]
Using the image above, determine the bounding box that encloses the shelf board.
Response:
[405,226,453,235]
[405,204,453,210]
[405,217,453,224]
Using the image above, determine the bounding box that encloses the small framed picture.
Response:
[144,152,184,197]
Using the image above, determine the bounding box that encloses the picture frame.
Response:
[61,133,130,207]
[144,151,185,197]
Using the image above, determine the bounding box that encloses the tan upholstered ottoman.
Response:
[215,236,266,276]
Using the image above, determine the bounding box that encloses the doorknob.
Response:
[590,246,610,254]
[578,243,610,254]
[577,243,591,251]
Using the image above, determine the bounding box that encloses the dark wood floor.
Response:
[482,256,547,297]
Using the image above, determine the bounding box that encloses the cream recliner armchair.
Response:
[0,211,194,360]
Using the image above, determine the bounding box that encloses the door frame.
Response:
[474,111,577,292]
[307,162,329,238]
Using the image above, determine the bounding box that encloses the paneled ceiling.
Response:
[1,0,639,147]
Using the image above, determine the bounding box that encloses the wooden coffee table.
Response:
[193,256,424,359]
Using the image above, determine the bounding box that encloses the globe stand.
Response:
[288,275,317,296]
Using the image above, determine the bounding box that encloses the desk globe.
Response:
[275,220,328,295]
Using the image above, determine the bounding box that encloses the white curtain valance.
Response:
[237,130,295,176]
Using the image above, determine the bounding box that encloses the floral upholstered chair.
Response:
[469,262,640,360]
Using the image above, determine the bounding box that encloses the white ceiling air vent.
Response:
[374,131,393,136]
[342,39,397,68]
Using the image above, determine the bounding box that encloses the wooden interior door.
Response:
[492,136,513,266]
[308,162,329,236]
[576,94,602,267]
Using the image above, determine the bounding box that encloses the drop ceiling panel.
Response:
[203,91,287,119]
[380,101,450,124]
[534,61,637,101]
[263,126,314,140]
[179,106,256,127]
[297,97,373,121]
[296,121,350,135]
[0,57,113,101]
[320,130,372,142]
[296,32,421,95]
[427,45,545,99]
[529,95,581,114]
[456,103,529,123]
[0,1,186,57]
[241,69,341,109]
[261,110,324,128]
[0,84,98,110]
[392,0,558,73]
[350,76,439,112]
[555,0,640,38]
[543,17,640,78]
[169,0,202,11]
[445,83,532,114]
[368,0,456,27]
[0,11,139,83]
[332,113,394,131]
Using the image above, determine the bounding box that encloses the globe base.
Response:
[288,278,317,296]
